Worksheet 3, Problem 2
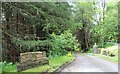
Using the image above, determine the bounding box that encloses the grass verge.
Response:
[23,55,75,72]
[2,55,75,73]
[0,62,17,73]
[88,53,118,63]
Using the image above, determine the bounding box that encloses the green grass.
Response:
[2,55,75,73]
[87,42,118,63]
[88,53,118,63]
[23,65,49,72]
[93,54,118,63]
[48,55,75,72]
[103,43,115,48]
[0,62,17,73]
[0,66,2,74]
[23,55,75,72]
[97,42,115,48]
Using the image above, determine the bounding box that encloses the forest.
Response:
[0,0,119,73]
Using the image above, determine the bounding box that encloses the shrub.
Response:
[49,30,81,57]
[98,42,115,48]
[87,48,93,53]
[0,61,16,73]
[67,52,73,57]
[103,42,115,48]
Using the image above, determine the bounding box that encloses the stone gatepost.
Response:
[93,43,98,54]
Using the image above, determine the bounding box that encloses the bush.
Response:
[103,42,115,48]
[97,42,115,48]
[67,52,73,57]
[0,61,16,73]
[87,48,93,53]
[108,50,118,57]
[49,30,81,57]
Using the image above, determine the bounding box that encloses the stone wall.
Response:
[99,48,110,56]
[17,51,48,72]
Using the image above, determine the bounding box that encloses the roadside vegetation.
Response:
[24,54,75,72]
[1,1,118,73]
[88,42,118,63]
[1,55,75,73]
[93,54,118,63]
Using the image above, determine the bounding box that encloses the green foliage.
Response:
[11,30,81,57]
[47,55,75,72]
[87,48,93,53]
[23,65,49,72]
[104,3,118,42]
[91,2,118,45]
[74,2,94,24]
[73,2,95,49]
[97,42,115,48]
[93,54,118,63]
[11,37,50,53]
[67,52,74,57]
[49,33,67,57]
[0,61,16,73]
[24,55,75,72]
[49,30,81,57]
[0,55,75,72]
[4,55,74,72]
[103,43,115,48]
[2,2,74,35]
[108,50,118,57]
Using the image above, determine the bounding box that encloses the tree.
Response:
[91,2,118,47]
[73,2,94,51]
[2,2,75,62]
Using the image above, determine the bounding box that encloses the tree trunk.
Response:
[75,28,88,51]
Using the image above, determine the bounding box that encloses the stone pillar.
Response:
[93,43,98,54]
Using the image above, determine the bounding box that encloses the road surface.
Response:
[60,53,118,72]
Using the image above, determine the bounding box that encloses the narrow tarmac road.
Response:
[60,53,118,72]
